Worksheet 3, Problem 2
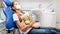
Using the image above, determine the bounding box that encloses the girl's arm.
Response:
[15,20,30,32]
[29,17,35,27]
[13,13,29,32]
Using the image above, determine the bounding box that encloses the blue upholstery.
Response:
[3,0,12,7]
[3,0,18,29]
[3,7,17,29]
[3,7,13,29]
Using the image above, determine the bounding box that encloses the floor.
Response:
[0,21,16,34]
[0,25,21,34]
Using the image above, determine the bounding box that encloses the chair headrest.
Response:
[3,0,12,7]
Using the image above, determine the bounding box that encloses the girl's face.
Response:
[13,2,21,10]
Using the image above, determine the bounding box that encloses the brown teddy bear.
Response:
[20,13,40,28]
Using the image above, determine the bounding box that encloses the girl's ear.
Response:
[12,7,15,10]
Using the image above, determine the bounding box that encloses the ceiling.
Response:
[0,0,54,8]
[12,0,53,3]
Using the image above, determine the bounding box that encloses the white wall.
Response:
[55,0,60,29]
[0,8,6,20]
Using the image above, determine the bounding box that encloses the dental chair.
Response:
[3,0,60,34]
[3,0,20,34]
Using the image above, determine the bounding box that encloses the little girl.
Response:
[11,2,40,34]
[11,2,35,34]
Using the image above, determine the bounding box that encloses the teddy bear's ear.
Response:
[25,20,30,25]
[32,23,40,28]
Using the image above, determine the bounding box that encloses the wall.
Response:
[55,0,60,29]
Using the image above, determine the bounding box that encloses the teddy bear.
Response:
[20,12,40,28]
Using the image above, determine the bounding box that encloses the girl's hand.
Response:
[22,25,30,32]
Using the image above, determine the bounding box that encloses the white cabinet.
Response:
[40,9,56,27]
